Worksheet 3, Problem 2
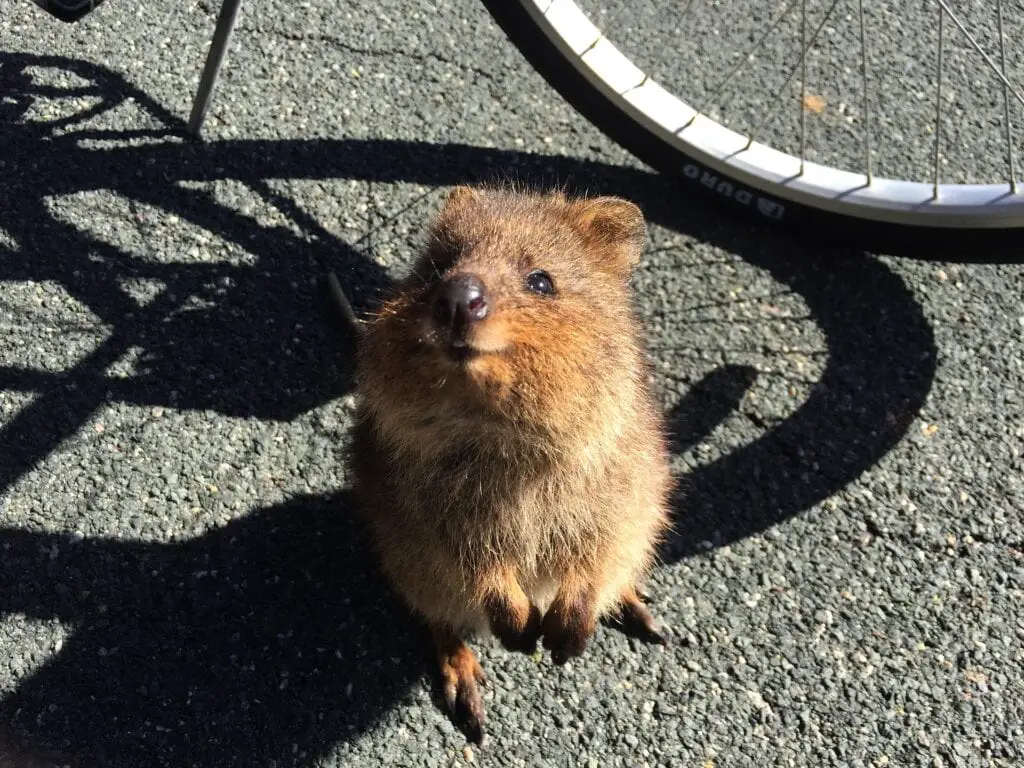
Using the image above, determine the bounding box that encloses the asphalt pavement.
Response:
[1,1,1022,766]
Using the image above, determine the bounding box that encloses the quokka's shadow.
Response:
[0,492,426,768]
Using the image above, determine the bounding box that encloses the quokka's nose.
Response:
[433,275,488,338]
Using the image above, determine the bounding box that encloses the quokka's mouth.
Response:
[421,311,506,364]
[443,340,481,364]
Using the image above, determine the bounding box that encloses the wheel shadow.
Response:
[0,52,937,765]
[660,242,936,556]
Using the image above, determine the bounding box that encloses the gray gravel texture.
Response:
[1,1,1023,767]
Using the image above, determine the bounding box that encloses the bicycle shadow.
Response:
[0,52,937,764]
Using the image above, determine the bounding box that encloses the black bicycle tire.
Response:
[479,0,1024,261]
[29,0,107,23]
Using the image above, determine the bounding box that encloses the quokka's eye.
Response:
[525,270,555,296]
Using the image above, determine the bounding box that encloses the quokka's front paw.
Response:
[494,604,542,654]
[541,596,596,665]
[485,591,543,655]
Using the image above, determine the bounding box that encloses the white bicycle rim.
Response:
[519,0,1024,230]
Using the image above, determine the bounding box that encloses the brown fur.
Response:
[348,186,673,740]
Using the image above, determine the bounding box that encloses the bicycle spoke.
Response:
[858,0,873,183]
[996,0,1018,192]
[934,0,1024,111]
[655,0,698,86]
[799,0,807,173]
[683,0,798,130]
[595,0,698,96]
[647,0,699,92]
[595,0,632,48]
[746,0,844,150]
[933,6,944,199]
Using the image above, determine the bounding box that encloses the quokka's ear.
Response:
[567,196,646,275]
[428,185,481,251]
[441,185,480,214]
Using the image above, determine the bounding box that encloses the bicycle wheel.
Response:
[480,0,1024,257]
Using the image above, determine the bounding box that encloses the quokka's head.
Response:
[360,186,649,438]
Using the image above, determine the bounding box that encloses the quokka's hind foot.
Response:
[431,624,487,744]
[607,586,667,646]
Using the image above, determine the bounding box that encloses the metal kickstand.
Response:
[188,0,244,137]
